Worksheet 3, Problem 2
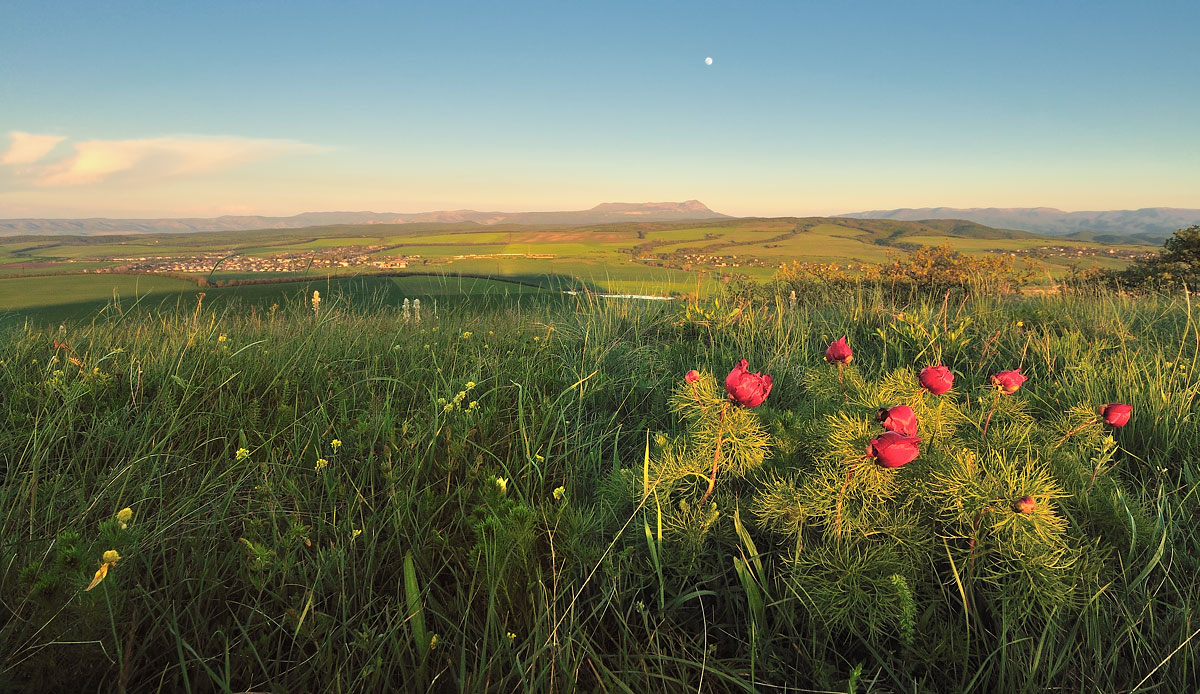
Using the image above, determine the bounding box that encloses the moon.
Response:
[705,57,713,65]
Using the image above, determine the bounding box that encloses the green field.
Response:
[2,288,1197,692]
[0,216,1164,321]
[0,274,555,326]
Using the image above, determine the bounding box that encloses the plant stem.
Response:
[1054,418,1098,449]
[699,400,729,505]
[981,390,1001,438]
[1088,454,1118,491]
[834,460,865,535]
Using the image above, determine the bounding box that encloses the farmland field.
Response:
[0,215,1163,324]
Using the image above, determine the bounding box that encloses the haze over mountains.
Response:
[0,201,727,237]
[840,207,1200,242]
[4,201,1195,243]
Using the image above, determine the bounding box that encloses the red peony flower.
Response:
[877,405,919,436]
[825,335,853,365]
[866,431,922,468]
[1099,402,1132,427]
[1014,495,1036,514]
[991,369,1027,394]
[919,364,954,395]
[685,370,700,383]
[725,359,772,408]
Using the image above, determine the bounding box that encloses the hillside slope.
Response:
[840,206,1199,240]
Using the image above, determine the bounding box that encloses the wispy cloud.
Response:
[1,132,325,187]
[1,131,67,164]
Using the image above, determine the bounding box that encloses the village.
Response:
[89,248,414,274]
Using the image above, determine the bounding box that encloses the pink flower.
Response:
[919,364,954,395]
[1099,403,1132,428]
[825,335,853,365]
[724,359,772,408]
[685,370,700,383]
[877,405,919,436]
[991,369,1026,394]
[1014,495,1036,514]
[867,431,922,468]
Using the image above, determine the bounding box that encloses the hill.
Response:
[839,206,1200,241]
[0,200,728,237]
[0,216,1157,318]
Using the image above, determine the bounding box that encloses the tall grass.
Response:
[1,288,1197,692]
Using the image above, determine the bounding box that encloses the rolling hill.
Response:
[839,206,1199,241]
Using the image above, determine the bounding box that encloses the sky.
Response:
[1,0,1198,219]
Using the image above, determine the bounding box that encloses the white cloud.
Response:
[34,134,324,186]
[1,131,67,164]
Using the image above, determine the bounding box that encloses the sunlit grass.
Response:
[1,287,1196,692]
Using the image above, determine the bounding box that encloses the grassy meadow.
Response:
[2,283,1198,693]
[0,217,1158,314]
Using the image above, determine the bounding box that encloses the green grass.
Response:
[0,273,556,326]
[1,287,1197,692]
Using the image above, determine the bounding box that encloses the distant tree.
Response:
[1118,225,1200,288]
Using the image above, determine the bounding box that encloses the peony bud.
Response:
[824,335,853,365]
[1099,403,1132,428]
[725,359,772,408]
[1014,496,1036,514]
[877,405,919,436]
[685,370,700,383]
[867,431,922,468]
[991,369,1026,394]
[919,364,954,395]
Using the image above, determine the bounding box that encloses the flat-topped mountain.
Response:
[840,206,1200,242]
[0,201,728,236]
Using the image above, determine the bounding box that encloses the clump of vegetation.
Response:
[1,287,1197,693]
[1116,224,1200,289]
[758,244,1031,304]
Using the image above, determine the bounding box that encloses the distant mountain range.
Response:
[839,207,1200,243]
[0,200,727,236]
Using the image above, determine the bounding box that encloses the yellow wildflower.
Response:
[465,381,476,390]
[1016,320,1024,328]
[468,401,479,410]
[330,439,342,449]
[117,507,133,529]
[443,403,454,413]
[85,550,122,591]
[235,448,250,462]
[507,631,517,641]
[218,334,227,343]
[315,458,329,470]
[461,331,472,339]
[553,486,566,501]
[352,528,363,540]
[495,477,508,496]
[429,634,439,650]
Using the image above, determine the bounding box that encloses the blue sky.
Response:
[2,1,1197,217]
